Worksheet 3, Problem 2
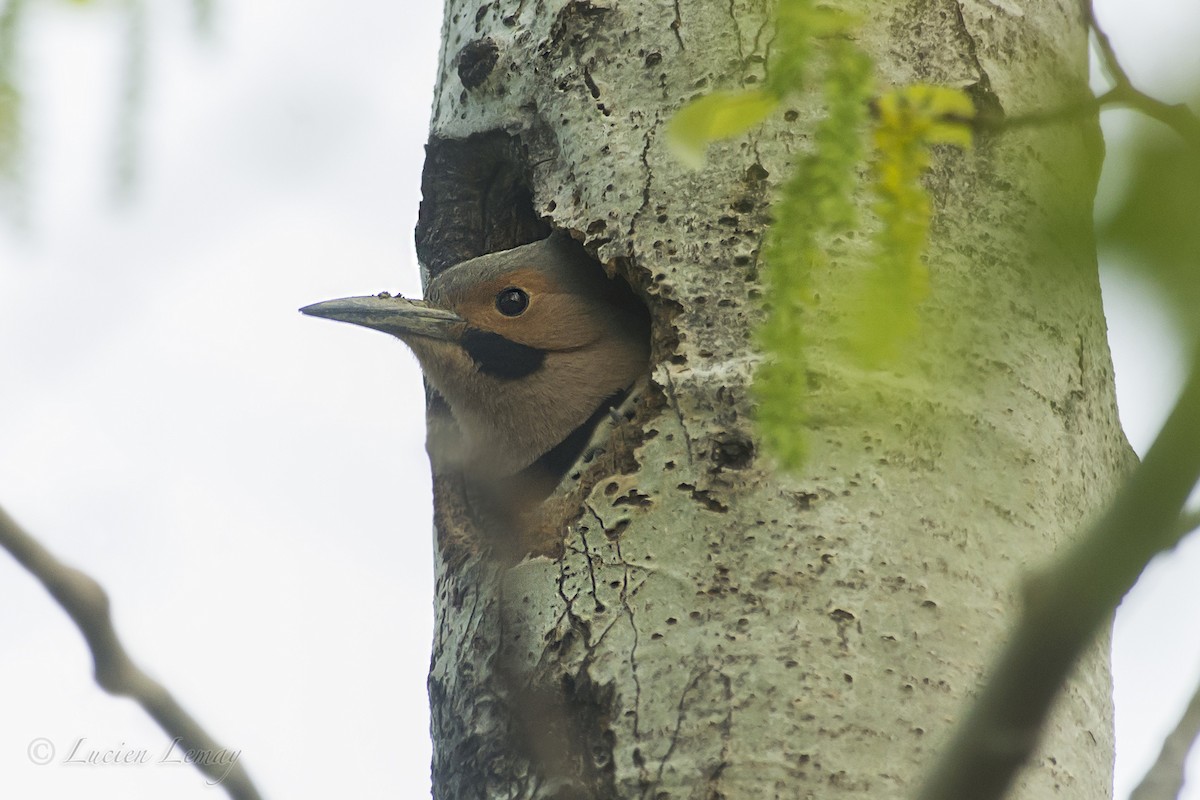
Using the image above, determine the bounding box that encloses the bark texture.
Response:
[421,1,1130,798]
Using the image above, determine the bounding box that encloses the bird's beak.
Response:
[300,295,464,341]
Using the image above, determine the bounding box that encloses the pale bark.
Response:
[420,1,1130,798]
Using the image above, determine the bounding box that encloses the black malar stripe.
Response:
[461,328,547,379]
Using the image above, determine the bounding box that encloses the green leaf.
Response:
[667,90,778,168]
[754,42,874,469]
[852,84,974,363]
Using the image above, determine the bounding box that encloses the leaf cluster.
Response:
[667,0,974,468]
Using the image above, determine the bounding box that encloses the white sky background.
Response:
[0,1,1196,798]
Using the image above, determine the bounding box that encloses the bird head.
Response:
[301,233,651,481]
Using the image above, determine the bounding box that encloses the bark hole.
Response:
[417,131,551,275]
[456,38,499,89]
[417,131,655,561]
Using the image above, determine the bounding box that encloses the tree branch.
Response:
[1130,670,1200,800]
[917,357,1200,800]
[969,2,1200,150]
[0,505,263,800]
[1175,507,1200,541]
[1086,1,1200,150]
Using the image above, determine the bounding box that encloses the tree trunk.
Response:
[419,1,1129,798]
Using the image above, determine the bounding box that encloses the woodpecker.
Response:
[301,233,650,487]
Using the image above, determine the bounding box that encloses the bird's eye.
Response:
[495,287,529,317]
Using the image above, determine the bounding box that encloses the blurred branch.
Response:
[1130,671,1200,800]
[1086,1,1200,150]
[918,356,1200,800]
[192,0,214,36]
[1176,508,1200,540]
[972,2,1200,152]
[0,505,263,800]
[114,0,146,199]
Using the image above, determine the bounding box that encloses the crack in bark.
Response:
[749,8,770,63]
[451,582,483,669]
[728,0,745,63]
[629,113,658,241]
[670,0,685,50]
[708,671,735,793]
[651,667,714,793]
[1075,334,1088,398]
[615,537,646,746]
[557,548,586,636]
[951,0,993,92]
[577,521,604,611]
[662,367,695,465]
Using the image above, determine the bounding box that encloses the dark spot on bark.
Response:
[604,519,629,539]
[612,489,652,508]
[677,483,729,513]
[965,80,1005,129]
[457,38,500,89]
[583,67,601,99]
[791,490,819,509]
[712,433,755,470]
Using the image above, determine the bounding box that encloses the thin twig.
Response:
[1097,86,1200,151]
[972,97,1100,136]
[1086,0,1133,90]
[917,357,1200,800]
[969,2,1200,151]
[0,505,263,800]
[1086,1,1200,150]
[971,86,1200,149]
[1129,671,1200,800]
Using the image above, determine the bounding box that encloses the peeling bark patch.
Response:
[457,37,499,89]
